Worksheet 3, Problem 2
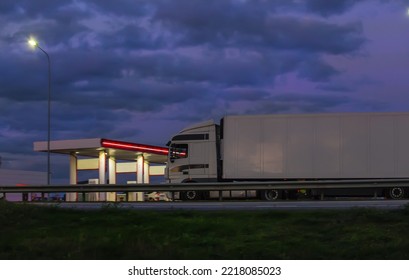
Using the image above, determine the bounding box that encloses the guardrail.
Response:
[1,178,409,194]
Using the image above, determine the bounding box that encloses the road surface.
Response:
[32,199,409,211]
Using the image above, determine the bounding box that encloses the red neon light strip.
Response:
[101,139,169,155]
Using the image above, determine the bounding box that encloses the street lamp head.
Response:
[28,38,38,47]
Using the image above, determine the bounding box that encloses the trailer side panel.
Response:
[222,112,409,180]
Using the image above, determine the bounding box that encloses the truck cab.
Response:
[166,120,219,183]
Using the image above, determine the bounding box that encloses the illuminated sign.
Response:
[101,139,169,155]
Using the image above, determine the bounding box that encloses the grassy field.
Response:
[1,200,409,259]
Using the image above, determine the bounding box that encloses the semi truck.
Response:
[165,112,409,200]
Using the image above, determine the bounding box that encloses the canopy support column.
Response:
[136,155,145,201]
[98,150,106,201]
[66,153,78,202]
[107,156,116,201]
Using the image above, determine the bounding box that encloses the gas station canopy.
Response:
[33,138,169,202]
[33,138,169,164]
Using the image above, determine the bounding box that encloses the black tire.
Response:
[263,189,282,201]
[181,190,200,200]
[388,187,405,200]
[180,180,200,201]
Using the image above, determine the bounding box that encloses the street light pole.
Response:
[29,38,51,185]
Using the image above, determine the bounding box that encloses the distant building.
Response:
[0,169,47,201]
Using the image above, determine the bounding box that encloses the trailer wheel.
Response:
[263,189,281,201]
[388,187,405,200]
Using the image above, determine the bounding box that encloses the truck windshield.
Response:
[169,144,188,160]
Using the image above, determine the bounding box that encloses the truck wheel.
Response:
[263,190,281,201]
[388,187,405,199]
[182,190,199,200]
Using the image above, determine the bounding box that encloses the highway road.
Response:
[33,199,409,211]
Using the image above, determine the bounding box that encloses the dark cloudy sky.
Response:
[1,0,409,183]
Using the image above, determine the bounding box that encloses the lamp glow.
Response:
[28,38,38,47]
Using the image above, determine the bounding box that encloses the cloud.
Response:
[305,0,365,16]
[245,93,352,114]
[297,57,340,82]
[154,1,365,54]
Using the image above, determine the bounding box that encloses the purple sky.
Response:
[1,0,409,183]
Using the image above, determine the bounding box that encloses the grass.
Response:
[1,200,409,259]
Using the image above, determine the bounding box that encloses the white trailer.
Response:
[166,112,409,200]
